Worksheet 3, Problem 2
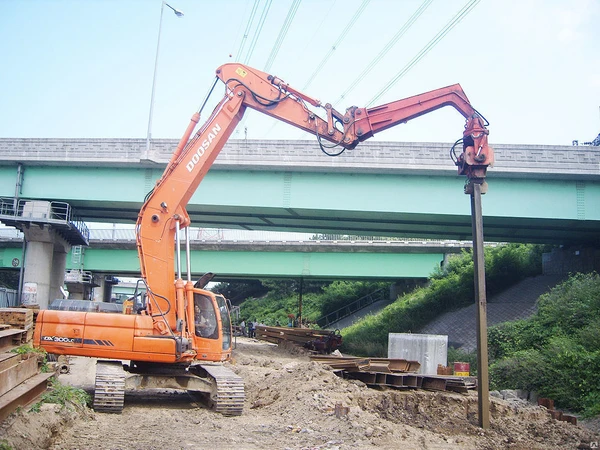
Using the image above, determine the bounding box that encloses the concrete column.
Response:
[442,253,451,270]
[22,239,53,309]
[92,274,107,303]
[21,224,71,309]
[50,237,70,304]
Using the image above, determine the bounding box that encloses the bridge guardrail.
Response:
[0,197,90,245]
[0,226,496,249]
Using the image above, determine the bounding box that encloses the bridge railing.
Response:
[315,287,388,329]
[0,225,485,248]
[0,197,90,244]
[79,228,477,246]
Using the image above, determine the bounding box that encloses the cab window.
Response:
[194,294,218,339]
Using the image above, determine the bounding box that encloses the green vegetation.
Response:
[10,344,49,373]
[10,344,45,357]
[318,281,390,318]
[240,291,323,325]
[211,279,267,304]
[29,379,90,412]
[9,348,89,413]
[229,279,391,326]
[0,440,13,450]
[489,272,600,417]
[0,270,19,290]
[341,244,545,356]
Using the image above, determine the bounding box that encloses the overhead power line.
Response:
[334,0,434,105]
[298,0,338,57]
[259,0,336,139]
[229,1,253,60]
[243,0,274,65]
[302,0,371,90]
[235,0,260,62]
[367,0,481,107]
[236,0,273,138]
[264,0,302,72]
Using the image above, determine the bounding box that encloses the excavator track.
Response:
[93,360,126,413]
[198,364,244,416]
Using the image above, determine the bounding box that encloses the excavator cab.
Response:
[190,289,232,361]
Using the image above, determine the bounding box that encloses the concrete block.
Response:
[388,333,447,375]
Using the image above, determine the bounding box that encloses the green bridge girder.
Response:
[0,246,444,280]
[0,139,599,245]
[1,165,599,244]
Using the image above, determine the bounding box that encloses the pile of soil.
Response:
[2,338,599,449]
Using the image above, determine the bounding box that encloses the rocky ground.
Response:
[1,337,599,449]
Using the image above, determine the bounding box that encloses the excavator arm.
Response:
[215,64,492,177]
[137,63,494,332]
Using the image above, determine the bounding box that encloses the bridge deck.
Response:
[0,139,598,245]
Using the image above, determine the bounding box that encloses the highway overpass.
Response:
[0,139,598,245]
[0,227,480,280]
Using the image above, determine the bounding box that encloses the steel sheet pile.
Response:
[310,355,476,393]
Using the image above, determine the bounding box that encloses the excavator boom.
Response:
[137,64,493,333]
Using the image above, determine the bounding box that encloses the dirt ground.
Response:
[2,337,599,449]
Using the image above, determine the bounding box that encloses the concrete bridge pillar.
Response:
[21,225,71,309]
[92,276,105,302]
[90,273,120,303]
[50,237,69,304]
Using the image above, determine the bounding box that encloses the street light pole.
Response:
[145,1,184,160]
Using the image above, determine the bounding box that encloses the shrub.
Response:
[29,379,90,412]
[319,281,391,316]
[490,348,549,392]
[489,273,600,413]
[540,336,600,412]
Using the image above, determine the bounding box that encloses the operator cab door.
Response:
[214,294,232,351]
[192,291,233,356]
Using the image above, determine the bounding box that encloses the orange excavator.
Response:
[34,63,493,415]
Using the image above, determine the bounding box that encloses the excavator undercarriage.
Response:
[93,360,244,415]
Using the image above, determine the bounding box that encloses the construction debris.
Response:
[0,349,54,421]
[255,326,342,354]
[0,308,34,329]
[0,308,35,345]
[538,397,578,426]
[311,354,476,393]
[0,329,28,353]
[310,355,421,373]
[0,307,54,421]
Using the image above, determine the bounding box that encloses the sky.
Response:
[0,0,599,146]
